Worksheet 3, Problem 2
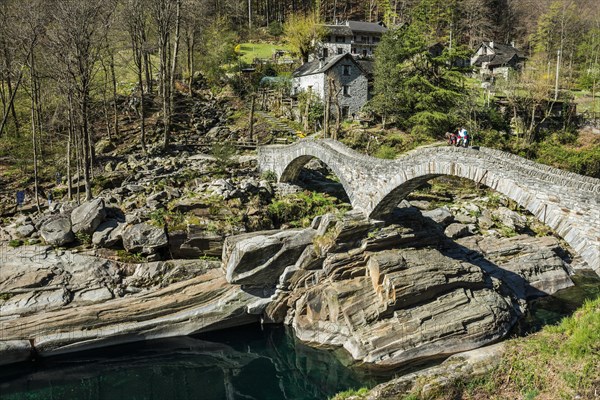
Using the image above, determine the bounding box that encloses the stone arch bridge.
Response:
[258,139,600,274]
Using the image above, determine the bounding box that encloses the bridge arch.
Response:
[278,154,355,204]
[258,139,600,273]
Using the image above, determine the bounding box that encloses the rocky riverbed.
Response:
[0,148,584,388]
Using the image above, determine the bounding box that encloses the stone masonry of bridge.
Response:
[258,139,600,274]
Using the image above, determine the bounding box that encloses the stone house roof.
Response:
[472,42,526,68]
[347,21,387,33]
[323,20,387,36]
[292,53,368,78]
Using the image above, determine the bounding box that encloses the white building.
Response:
[292,53,370,118]
[471,41,526,79]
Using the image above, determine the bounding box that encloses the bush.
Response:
[211,142,237,167]
[374,144,397,159]
[268,191,350,227]
[268,21,283,36]
[8,239,23,248]
[260,170,278,182]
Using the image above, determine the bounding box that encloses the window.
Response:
[323,48,329,58]
[373,36,380,43]
[343,85,349,96]
[337,47,343,55]
[335,36,345,43]
[342,106,350,118]
[343,65,350,76]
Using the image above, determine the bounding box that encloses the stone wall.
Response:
[258,139,600,273]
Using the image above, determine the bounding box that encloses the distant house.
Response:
[471,41,526,78]
[292,53,370,118]
[314,20,388,60]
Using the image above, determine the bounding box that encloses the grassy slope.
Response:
[237,42,292,64]
[409,296,600,400]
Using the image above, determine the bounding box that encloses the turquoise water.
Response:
[0,324,381,400]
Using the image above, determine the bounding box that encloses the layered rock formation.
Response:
[0,202,574,368]
[223,206,573,368]
[0,245,262,365]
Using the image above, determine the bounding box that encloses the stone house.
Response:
[471,41,526,78]
[292,53,370,118]
[314,20,387,60]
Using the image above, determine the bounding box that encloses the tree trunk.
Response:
[324,90,331,138]
[67,93,74,200]
[6,72,20,136]
[187,31,195,96]
[81,95,93,201]
[0,69,23,138]
[138,64,147,155]
[110,53,119,137]
[142,26,152,94]
[249,94,255,141]
[75,118,82,204]
[102,61,112,141]
[29,53,41,213]
[168,0,182,147]
[303,87,311,132]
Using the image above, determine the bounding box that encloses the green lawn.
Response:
[237,42,293,64]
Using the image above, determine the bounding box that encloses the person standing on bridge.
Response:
[458,128,469,147]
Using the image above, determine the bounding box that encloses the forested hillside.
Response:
[0,0,598,212]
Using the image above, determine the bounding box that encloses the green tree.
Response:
[283,13,326,63]
[198,18,238,89]
[371,15,470,135]
[576,26,600,112]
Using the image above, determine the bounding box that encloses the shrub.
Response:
[211,142,237,167]
[8,239,23,248]
[268,21,283,36]
[261,170,278,182]
[374,144,397,159]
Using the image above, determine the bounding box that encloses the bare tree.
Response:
[123,0,149,154]
[47,0,115,201]
[149,0,177,150]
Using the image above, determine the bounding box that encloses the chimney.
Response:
[510,40,515,48]
[489,41,494,49]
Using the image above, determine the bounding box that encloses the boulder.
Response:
[169,227,223,259]
[122,223,168,254]
[16,224,35,238]
[71,198,106,235]
[496,207,527,232]
[92,219,122,247]
[146,191,168,209]
[40,215,75,246]
[223,228,316,286]
[422,207,454,226]
[95,139,115,154]
[445,223,472,239]
[0,341,33,366]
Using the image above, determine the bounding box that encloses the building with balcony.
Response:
[313,20,387,60]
